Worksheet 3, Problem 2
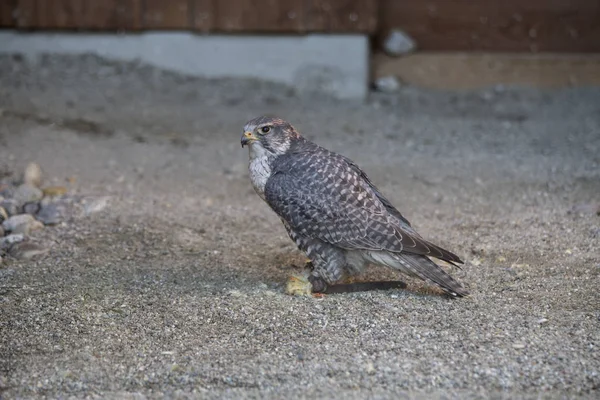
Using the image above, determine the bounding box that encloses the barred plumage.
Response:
[241,116,469,297]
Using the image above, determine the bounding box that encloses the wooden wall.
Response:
[1,0,599,52]
[0,0,377,33]
[377,0,600,53]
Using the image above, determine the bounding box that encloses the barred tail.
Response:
[370,251,469,297]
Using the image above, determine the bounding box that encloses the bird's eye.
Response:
[260,126,271,134]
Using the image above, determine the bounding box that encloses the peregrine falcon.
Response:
[241,116,469,297]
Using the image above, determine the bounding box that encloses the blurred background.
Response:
[1,0,599,92]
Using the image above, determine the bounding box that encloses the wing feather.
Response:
[264,152,463,265]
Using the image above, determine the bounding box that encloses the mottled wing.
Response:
[342,157,464,265]
[264,153,462,264]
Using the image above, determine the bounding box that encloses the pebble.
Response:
[0,233,25,250]
[24,162,43,187]
[374,76,401,93]
[383,29,416,56]
[2,214,35,232]
[0,206,7,224]
[13,183,43,207]
[23,202,40,215]
[37,201,69,225]
[11,219,44,235]
[8,241,48,260]
[0,199,19,216]
[537,318,549,324]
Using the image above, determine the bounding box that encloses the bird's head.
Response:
[241,116,300,157]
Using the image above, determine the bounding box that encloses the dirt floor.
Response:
[0,54,599,399]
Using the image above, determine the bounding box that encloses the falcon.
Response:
[241,116,469,297]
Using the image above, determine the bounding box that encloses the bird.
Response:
[240,116,469,297]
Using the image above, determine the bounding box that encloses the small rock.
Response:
[42,186,68,197]
[84,196,109,215]
[0,255,3,265]
[0,226,4,237]
[8,241,48,260]
[23,202,40,215]
[365,362,376,375]
[537,318,548,324]
[12,219,44,235]
[383,29,416,56]
[0,233,25,250]
[0,200,19,216]
[512,343,526,349]
[13,183,43,206]
[2,214,35,232]
[24,162,43,187]
[0,206,7,224]
[37,201,69,225]
[374,76,401,93]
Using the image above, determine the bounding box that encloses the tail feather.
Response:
[370,251,469,297]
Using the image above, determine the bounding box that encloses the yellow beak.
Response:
[241,131,258,147]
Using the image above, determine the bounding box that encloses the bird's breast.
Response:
[248,156,272,201]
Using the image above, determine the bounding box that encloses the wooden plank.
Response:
[0,0,17,27]
[373,52,600,89]
[306,0,378,33]
[377,0,600,52]
[142,0,190,29]
[214,0,305,32]
[114,0,142,30]
[190,0,214,31]
[31,0,85,29]
[14,0,37,27]
[15,0,142,30]
[84,0,129,29]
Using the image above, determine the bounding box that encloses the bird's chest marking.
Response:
[248,156,271,200]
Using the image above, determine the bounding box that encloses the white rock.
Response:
[383,30,416,56]
[374,75,401,93]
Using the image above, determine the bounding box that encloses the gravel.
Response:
[0,54,598,399]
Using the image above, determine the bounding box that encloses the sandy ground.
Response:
[0,55,599,399]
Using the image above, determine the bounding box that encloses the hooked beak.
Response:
[241,131,258,147]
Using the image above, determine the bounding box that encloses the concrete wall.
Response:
[0,31,369,100]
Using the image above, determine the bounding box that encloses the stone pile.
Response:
[0,162,72,262]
